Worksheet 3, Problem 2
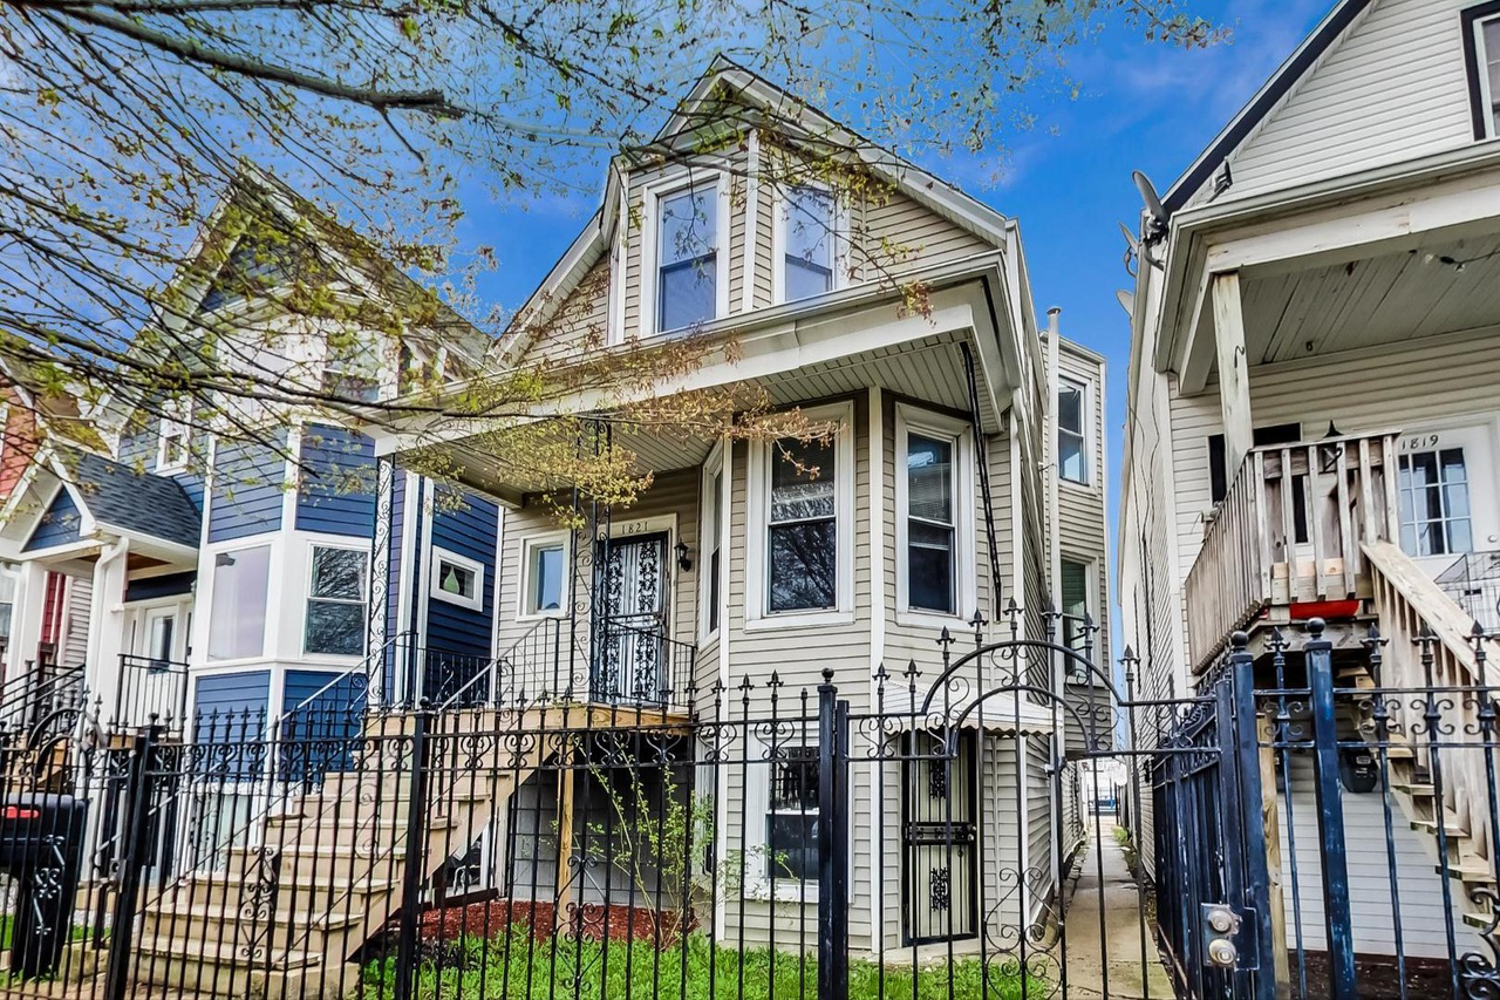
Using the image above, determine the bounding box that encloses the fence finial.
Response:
[1306,616,1326,640]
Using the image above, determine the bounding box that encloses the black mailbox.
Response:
[0,794,88,979]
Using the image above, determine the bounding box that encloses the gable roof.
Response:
[62,452,202,549]
[1162,0,1374,213]
[498,57,1015,362]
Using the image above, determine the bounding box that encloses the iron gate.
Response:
[0,623,1282,1000]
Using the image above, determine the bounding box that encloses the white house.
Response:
[1119,0,1500,975]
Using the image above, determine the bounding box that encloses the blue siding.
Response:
[207,432,286,543]
[192,670,270,774]
[295,425,376,537]
[425,487,499,660]
[24,488,83,551]
[125,571,196,603]
[280,669,364,776]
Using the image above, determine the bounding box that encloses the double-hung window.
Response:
[208,545,271,661]
[1464,4,1500,139]
[780,186,836,301]
[1057,378,1088,484]
[1060,558,1093,680]
[896,406,973,622]
[657,184,719,333]
[767,437,838,613]
[305,546,369,656]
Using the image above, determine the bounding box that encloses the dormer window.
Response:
[781,187,835,301]
[157,402,190,473]
[1464,3,1500,139]
[657,183,719,332]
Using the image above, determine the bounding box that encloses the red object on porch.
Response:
[39,572,65,645]
[1289,599,1361,621]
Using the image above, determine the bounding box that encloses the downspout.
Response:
[1044,307,1063,923]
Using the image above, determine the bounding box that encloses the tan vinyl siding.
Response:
[753,178,774,308]
[1057,344,1109,667]
[1221,0,1477,203]
[856,192,993,282]
[519,259,610,365]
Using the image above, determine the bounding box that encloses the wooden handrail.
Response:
[1365,538,1498,864]
[1185,430,1401,671]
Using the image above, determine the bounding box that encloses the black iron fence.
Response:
[15,614,1500,999]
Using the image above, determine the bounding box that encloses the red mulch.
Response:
[418,898,694,945]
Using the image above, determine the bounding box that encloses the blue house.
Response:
[0,164,498,741]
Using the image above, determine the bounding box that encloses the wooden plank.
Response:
[555,742,577,931]
[1307,443,1326,602]
[1212,272,1254,472]
[1259,712,1291,998]
[1335,443,1354,598]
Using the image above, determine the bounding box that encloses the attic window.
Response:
[656,183,720,333]
[156,402,191,473]
[1464,3,1500,139]
[779,186,836,302]
[199,232,301,313]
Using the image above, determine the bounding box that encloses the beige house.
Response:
[1120,0,1500,965]
[379,59,1112,953]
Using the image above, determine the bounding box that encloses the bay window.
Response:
[896,405,974,622]
[305,545,369,656]
[208,545,270,661]
[768,437,838,613]
[766,744,820,882]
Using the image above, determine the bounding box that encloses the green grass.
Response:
[359,929,1041,1000]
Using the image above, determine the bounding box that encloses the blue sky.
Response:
[449,0,1333,659]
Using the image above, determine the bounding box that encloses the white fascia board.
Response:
[372,253,1013,456]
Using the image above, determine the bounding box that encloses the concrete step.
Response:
[163,868,402,908]
[129,934,328,997]
[141,899,365,957]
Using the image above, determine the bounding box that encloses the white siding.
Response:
[1277,755,1480,959]
[1223,0,1480,202]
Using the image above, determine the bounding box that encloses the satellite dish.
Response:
[1116,290,1135,317]
[1118,221,1140,255]
[1133,170,1168,226]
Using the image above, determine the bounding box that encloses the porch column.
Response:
[86,539,129,725]
[6,560,49,685]
[1211,271,1254,474]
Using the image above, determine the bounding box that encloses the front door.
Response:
[904,730,978,944]
[594,531,670,704]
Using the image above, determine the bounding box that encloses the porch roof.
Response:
[371,254,1027,505]
[1151,145,1500,395]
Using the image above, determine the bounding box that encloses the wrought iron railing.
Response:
[115,653,191,734]
[1184,430,1401,670]
[0,661,87,736]
[436,617,696,713]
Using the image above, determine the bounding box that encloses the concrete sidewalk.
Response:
[1059,818,1173,1000]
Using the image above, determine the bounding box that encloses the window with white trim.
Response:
[1467,5,1500,139]
[432,547,485,611]
[765,744,819,882]
[157,402,191,473]
[896,406,974,622]
[305,546,368,656]
[518,535,567,618]
[1398,448,1474,557]
[1057,378,1088,484]
[780,186,836,301]
[1060,558,1093,681]
[208,545,270,661]
[767,436,838,613]
[700,451,725,637]
[656,183,719,333]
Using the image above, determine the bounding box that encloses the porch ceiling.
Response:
[435,328,997,503]
[1241,232,1500,366]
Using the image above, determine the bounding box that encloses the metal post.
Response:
[817,671,849,1000]
[1305,618,1357,1000]
[394,707,432,1000]
[1227,631,1276,1000]
[103,724,158,1000]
